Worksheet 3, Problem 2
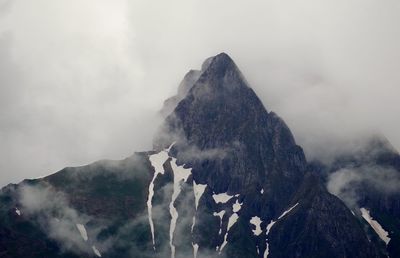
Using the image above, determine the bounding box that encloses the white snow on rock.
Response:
[147,149,170,249]
[227,213,239,232]
[264,221,275,257]
[264,202,299,258]
[264,243,270,258]
[192,181,207,254]
[250,216,263,236]
[212,193,238,204]
[169,158,192,258]
[193,181,207,210]
[360,208,391,245]
[213,210,226,235]
[15,208,21,216]
[219,213,239,253]
[260,188,264,194]
[149,150,169,174]
[278,203,299,220]
[266,220,276,236]
[191,217,196,233]
[232,199,243,213]
[76,223,88,241]
[218,199,243,253]
[192,243,199,258]
[92,245,102,257]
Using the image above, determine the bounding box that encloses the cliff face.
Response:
[317,136,400,258]
[0,53,388,258]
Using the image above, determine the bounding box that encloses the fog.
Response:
[1,0,400,186]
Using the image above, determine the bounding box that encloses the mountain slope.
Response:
[317,135,400,258]
[0,53,386,258]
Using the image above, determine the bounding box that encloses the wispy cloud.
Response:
[327,165,400,208]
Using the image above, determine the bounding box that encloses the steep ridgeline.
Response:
[0,53,384,258]
[315,136,400,258]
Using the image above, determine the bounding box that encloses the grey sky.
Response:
[0,0,399,186]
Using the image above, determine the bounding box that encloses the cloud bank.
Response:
[1,0,400,185]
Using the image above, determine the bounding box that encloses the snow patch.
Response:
[192,243,199,258]
[76,223,88,241]
[193,181,207,210]
[232,199,243,213]
[360,208,390,245]
[191,181,207,232]
[218,199,243,253]
[260,188,264,194]
[219,213,239,253]
[264,203,299,258]
[169,158,192,258]
[92,245,102,257]
[266,220,276,236]
[191,178,205,257]
[278,203,299,220]
[212,193,237,204]
[264,243,270,258]
[213,210,225,235]
[250,216,263,236]
[227,213,239,233]
[191,217,196,233]
[15,208,21,216]
[147,149,170,249]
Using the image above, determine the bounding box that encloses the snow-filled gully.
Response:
[212,193,242,254]
[147,149,170,250]
[264,203,299,258]
[75,223,102,257]
[360,207,390,245]
[147,145,210,258]
[192,181,207,258]
[147,149,252,258]
[169,157,192,258]
[76,223,88,241]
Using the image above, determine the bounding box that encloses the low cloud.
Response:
[327,165,400,208]
[0,0,399,191]
[18,167,225,257]
[19,184,111,255]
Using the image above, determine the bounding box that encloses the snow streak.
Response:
[360,207,390,245]
[219,198,242,253]
[92,245,102,257]
[147,149,170,249]
[169,157,192,258]
[264,203,299,258]
[76,223,88,241]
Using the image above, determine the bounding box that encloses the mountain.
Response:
[314,135,400,258]
[0,53,392,258]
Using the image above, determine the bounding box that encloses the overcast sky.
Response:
[0,0,399,186]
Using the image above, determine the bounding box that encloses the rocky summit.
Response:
[0,53,397,258]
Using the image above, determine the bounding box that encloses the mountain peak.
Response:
[201,52,233,70]
[197,52,247,91]
[160,53,241,117]
[154,53,307,192]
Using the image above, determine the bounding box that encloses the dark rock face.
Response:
[0,53,389,258]
[155,53,306,194]
[269,173,380,258]
[318,135,400,258]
